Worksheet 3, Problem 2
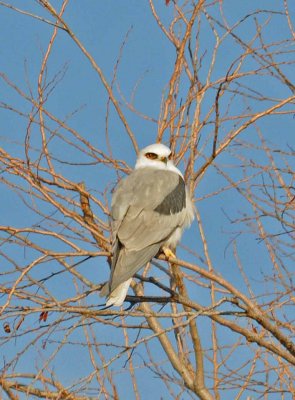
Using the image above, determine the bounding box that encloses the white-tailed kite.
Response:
[100,143,194,306]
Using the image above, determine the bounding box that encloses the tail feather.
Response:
[105,278,132,307]
[101,242,163,307]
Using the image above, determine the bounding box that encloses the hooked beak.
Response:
[160,156,168,164]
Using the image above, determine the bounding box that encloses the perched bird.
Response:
[100,143,194,306]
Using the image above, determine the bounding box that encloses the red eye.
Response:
[145,152,158,160]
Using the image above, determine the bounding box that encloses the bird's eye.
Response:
[145,152,158,160]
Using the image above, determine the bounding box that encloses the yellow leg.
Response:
[162,246,176,259]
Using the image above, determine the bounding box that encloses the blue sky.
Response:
[0,1,294,399]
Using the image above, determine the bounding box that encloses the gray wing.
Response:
[105,168,188,294]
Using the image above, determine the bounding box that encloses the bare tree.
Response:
[0,1,294,399]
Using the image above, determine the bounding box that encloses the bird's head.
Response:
[135,143,182,176]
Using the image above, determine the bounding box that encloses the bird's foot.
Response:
[162,247,176,259]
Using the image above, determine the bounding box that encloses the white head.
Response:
[135,143,182,176]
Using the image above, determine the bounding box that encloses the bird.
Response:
[100,143,194,306]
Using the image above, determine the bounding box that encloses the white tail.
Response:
[105,278,132,307]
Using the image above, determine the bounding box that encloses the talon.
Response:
[162,247,176,259]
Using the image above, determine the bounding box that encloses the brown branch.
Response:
[170,261,210,399]
[1,379,88,400]
[78,182,110,253]
[38,0,139,153]
[193,94,295,182]
[160,254,295,365]
[158,0,205,141]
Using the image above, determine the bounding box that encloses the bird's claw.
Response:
[162,247,176,259]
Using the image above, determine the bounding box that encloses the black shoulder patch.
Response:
[154,175,186,215]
